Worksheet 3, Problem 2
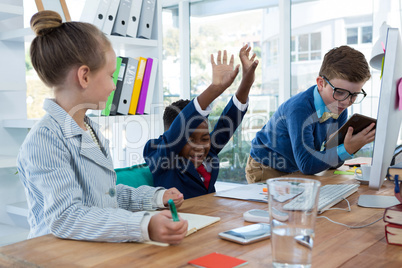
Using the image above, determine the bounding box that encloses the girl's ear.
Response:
[316,76,325,92]
[77,65,91,89]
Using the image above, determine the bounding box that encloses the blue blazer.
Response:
[144,97,247,199]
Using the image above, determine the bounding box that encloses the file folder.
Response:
[93,0,112,30]
[102,57,122,116]
[111,0,132,36]
[128,57,147,115]
[102,0,120,35]
[117,57,139,115]
[137,0,156,39]
[136,57,154,114]
[143,58,158,114]
[126,0,143,38]
[80,0,101,24]
[110,56,127,115]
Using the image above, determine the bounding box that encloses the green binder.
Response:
[101,57,123,116]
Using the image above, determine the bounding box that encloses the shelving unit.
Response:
[0,0,29,246]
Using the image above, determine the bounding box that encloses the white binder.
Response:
[102,0,120,35]
[111,0,132,36]
[117,57,139,115]
[126,0,143,38]
[93,0,112,30]
[80,0,101,24]
[143,57,158,114]
[137,0,156,39]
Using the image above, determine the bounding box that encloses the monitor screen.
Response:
[369,27,402,189]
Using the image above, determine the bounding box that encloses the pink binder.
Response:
[136,58,153,114]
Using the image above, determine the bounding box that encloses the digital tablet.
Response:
[325,113,376,149]
[218,223,271,244]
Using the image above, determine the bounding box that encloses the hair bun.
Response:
[30,10,63,37]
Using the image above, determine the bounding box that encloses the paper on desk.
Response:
[145,212,221,247]
[214,183,268,202]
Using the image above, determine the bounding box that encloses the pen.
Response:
[168,199,180,222]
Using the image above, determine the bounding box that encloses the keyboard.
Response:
[283,184,359,214]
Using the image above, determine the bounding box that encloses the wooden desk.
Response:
[1,167,401,267]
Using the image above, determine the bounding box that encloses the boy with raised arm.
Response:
[144,45,259,199]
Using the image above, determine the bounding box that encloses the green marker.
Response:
[168,199,180,222]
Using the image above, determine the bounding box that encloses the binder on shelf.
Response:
[143,58,158,114]
[128,57,147,115]
[102,57,122,116]
[93,0,112,30]
[117,57,139,115]
[110,56,127,116]
[126,0,143,38]
[102,0,120,35]
[137,0,156,39]
[79,0,101,24]
[111,0,132,36]
[137,57,156,114]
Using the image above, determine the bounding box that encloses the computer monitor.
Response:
[369,27,402,190]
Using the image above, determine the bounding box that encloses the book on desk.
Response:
[384,203,402,246]
[387,162,402,180]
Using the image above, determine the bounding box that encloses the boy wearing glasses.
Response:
[246,45,375,183]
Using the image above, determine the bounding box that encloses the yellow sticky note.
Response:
[346,166,361,173]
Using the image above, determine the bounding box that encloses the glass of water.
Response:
[267,178,321,268]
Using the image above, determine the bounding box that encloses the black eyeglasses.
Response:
[321,76,367,104]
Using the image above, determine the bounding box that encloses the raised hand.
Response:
[236,44,259,103]
[210,50,240,92]
[198,50,240,109]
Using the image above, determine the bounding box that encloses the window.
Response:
[291,32,322,62]
[162,8,181,106]
[23,0,84,119]
[347,27,358,44]
[189,8,269,184]
[346,26,372,45]
[265,39,278,66]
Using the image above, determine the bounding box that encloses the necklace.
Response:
[84,122,100,148]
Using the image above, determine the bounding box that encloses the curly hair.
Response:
[163,99,191,131]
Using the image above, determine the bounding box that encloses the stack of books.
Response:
[384,203,402,246]
[102,56,158,116]
[81,0,156,39]
[387,162,402,181]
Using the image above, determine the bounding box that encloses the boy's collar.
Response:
[313,85,332,119]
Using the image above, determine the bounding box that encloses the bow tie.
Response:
[320,112,339,123]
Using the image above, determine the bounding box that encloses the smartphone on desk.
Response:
[325,113,376,149]
[218,223,271,245]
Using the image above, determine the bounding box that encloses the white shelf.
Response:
[6,201,28,217]
[0,3,23,21]
[109,35,158,49]
[0,27,33,42]
[3,118,39,129]
[0,155,17,168]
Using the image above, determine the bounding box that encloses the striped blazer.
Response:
[17,99,164,242]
